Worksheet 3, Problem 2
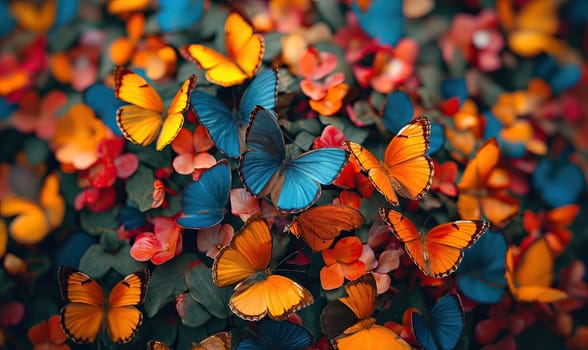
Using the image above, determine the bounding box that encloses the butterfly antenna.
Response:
[274,250,300,269]
[420,215,433,230]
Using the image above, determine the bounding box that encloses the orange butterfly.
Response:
[114,67,197,151]
[320,273,412,350]
[9,0,56,34]
[212,213,314,321]
[181,11,264,87]
[57,266,150,344]
[522,204,579,256]
[380,209,489,277]
[0,172,64,245]
[147,332,231,350]
[457,138,520,228]
[286,204,365,251]
[505,238,567,303]
[344,116,434,206]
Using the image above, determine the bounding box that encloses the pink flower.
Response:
[130,216,183,265]
[359,245,402,294]
[439,9,504,72]
[171,126,216,175]
[197,223,235,259]
[353,39,419,94]
[230,188,261,222]
[10,90,67,140]
[333,11,379,64]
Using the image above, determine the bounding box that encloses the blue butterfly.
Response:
[191,68,278,158]
[156,0,206,33]
[239,106,348,213]
[176,160,230,229]
[236,319,313,350]
[456,230,507,303]
[351,0,404,46]
[412,293,464,350]
[83,83,125,136]
[381,91,445,155]
[532,149,585,207]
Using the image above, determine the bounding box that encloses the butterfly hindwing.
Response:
[235,320,312,350]
[177,160,231,229]
[412,293,464,350]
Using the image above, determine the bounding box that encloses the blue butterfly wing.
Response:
[83,83,125,136]
[412,312,439,350]
[382,91,413,134]
[240,107,284,196]
[0,1,16,36]
[236,320,312,350]
[351,0,404,46]
[176,161,231,229]
[239,69,278,122]
[191,90,242,158]
[427,122,446,155]
[431,294,464,350]
[156,0,205,32]
[53,0,78,28]
[533,160,584,207]
[456,231,507,303]
[276,148,347,212]
[0,97,16,121]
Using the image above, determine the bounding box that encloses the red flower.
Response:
[320,236,365,290]
[27,315,69,350]
[130,216,183,265]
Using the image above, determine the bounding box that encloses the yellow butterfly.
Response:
[114,67,197,151]
[181,11,264,87]
[212,213,314,321]
[58,266,150,344]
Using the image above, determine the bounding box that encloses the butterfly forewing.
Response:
[114,67,164,112]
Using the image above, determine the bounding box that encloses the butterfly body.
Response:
[114,67,197,150]
[57,266,150,344]
[345,116,434,206]
[380,209,489,277]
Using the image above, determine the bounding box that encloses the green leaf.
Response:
[179,294,212,327]
[144,253,199,317]
[126,165,155,212]
[99,229,124,253]
[111,244,145,276]
[176,324,208,350]
[23,137,49,165]
[289,119,323,136]
[130,144,174,169]
[294,131,317,151]
[186,264,232,319]
[263,32,284,62]
[80,207,120,235]
[315,0,345,28]
[78,245,112,278]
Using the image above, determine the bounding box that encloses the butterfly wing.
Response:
[379,209,427,275]
[239,68,278,122]
[106,269,150,344]
[237,320,312,350]
[288,205,364,251]
[479,193,520,228]
[57,266,105,343]
[334,325,412,350]
[412,293,464,350]
[505,239,567,302]
[422,220,490,277]
[192,331,231,350]
[114,67,164,113]
[382,116,433,204]
[457,138,499,193]
[381,91,413,134]
[154,74,197,151]
[177,160,231,229]
[147,340,171,350]
[225,11,264,80]
[212,214,272,287]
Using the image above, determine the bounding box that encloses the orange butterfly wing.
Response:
[321,274,411,350]
[346,116,433,205]
[505,239,567,303]
[181,12,264,87]
[58,266,105,343]
[288,205,364,251]
[106,270,150,343]
[192,332,231,350]
[212,214,313,320]
[380,209,489,277]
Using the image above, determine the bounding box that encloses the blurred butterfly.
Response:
[8,0,56,34]
[522,204,579,256]
[0,172,64,245]
[235,319,313,350]
[497,0,566,57]
[114,67,197,151]
[455,230,508,303]
[57,266,150,344]
[380,209,489,278]
[147,331,231,350]
[320,273,412,350]
[411,293,464,350]
[191,68,278,158]
[239,106,348,213]
[83,83,125,136]
[156,0,206,33]
[212,213,314,320]
[286,204,364,252]
[380,91,445,155]
[457,138,520,228]
[344,116,434,206]
[505,238,567,303]
[351,0,404,46]
[532,152,584,208]
[176,160,231,229]
[181,11,264,87]
[107,0,150,14]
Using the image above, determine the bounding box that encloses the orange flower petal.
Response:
[340,260,366,281]
[331,236,363,263]
[320,263,344,290]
